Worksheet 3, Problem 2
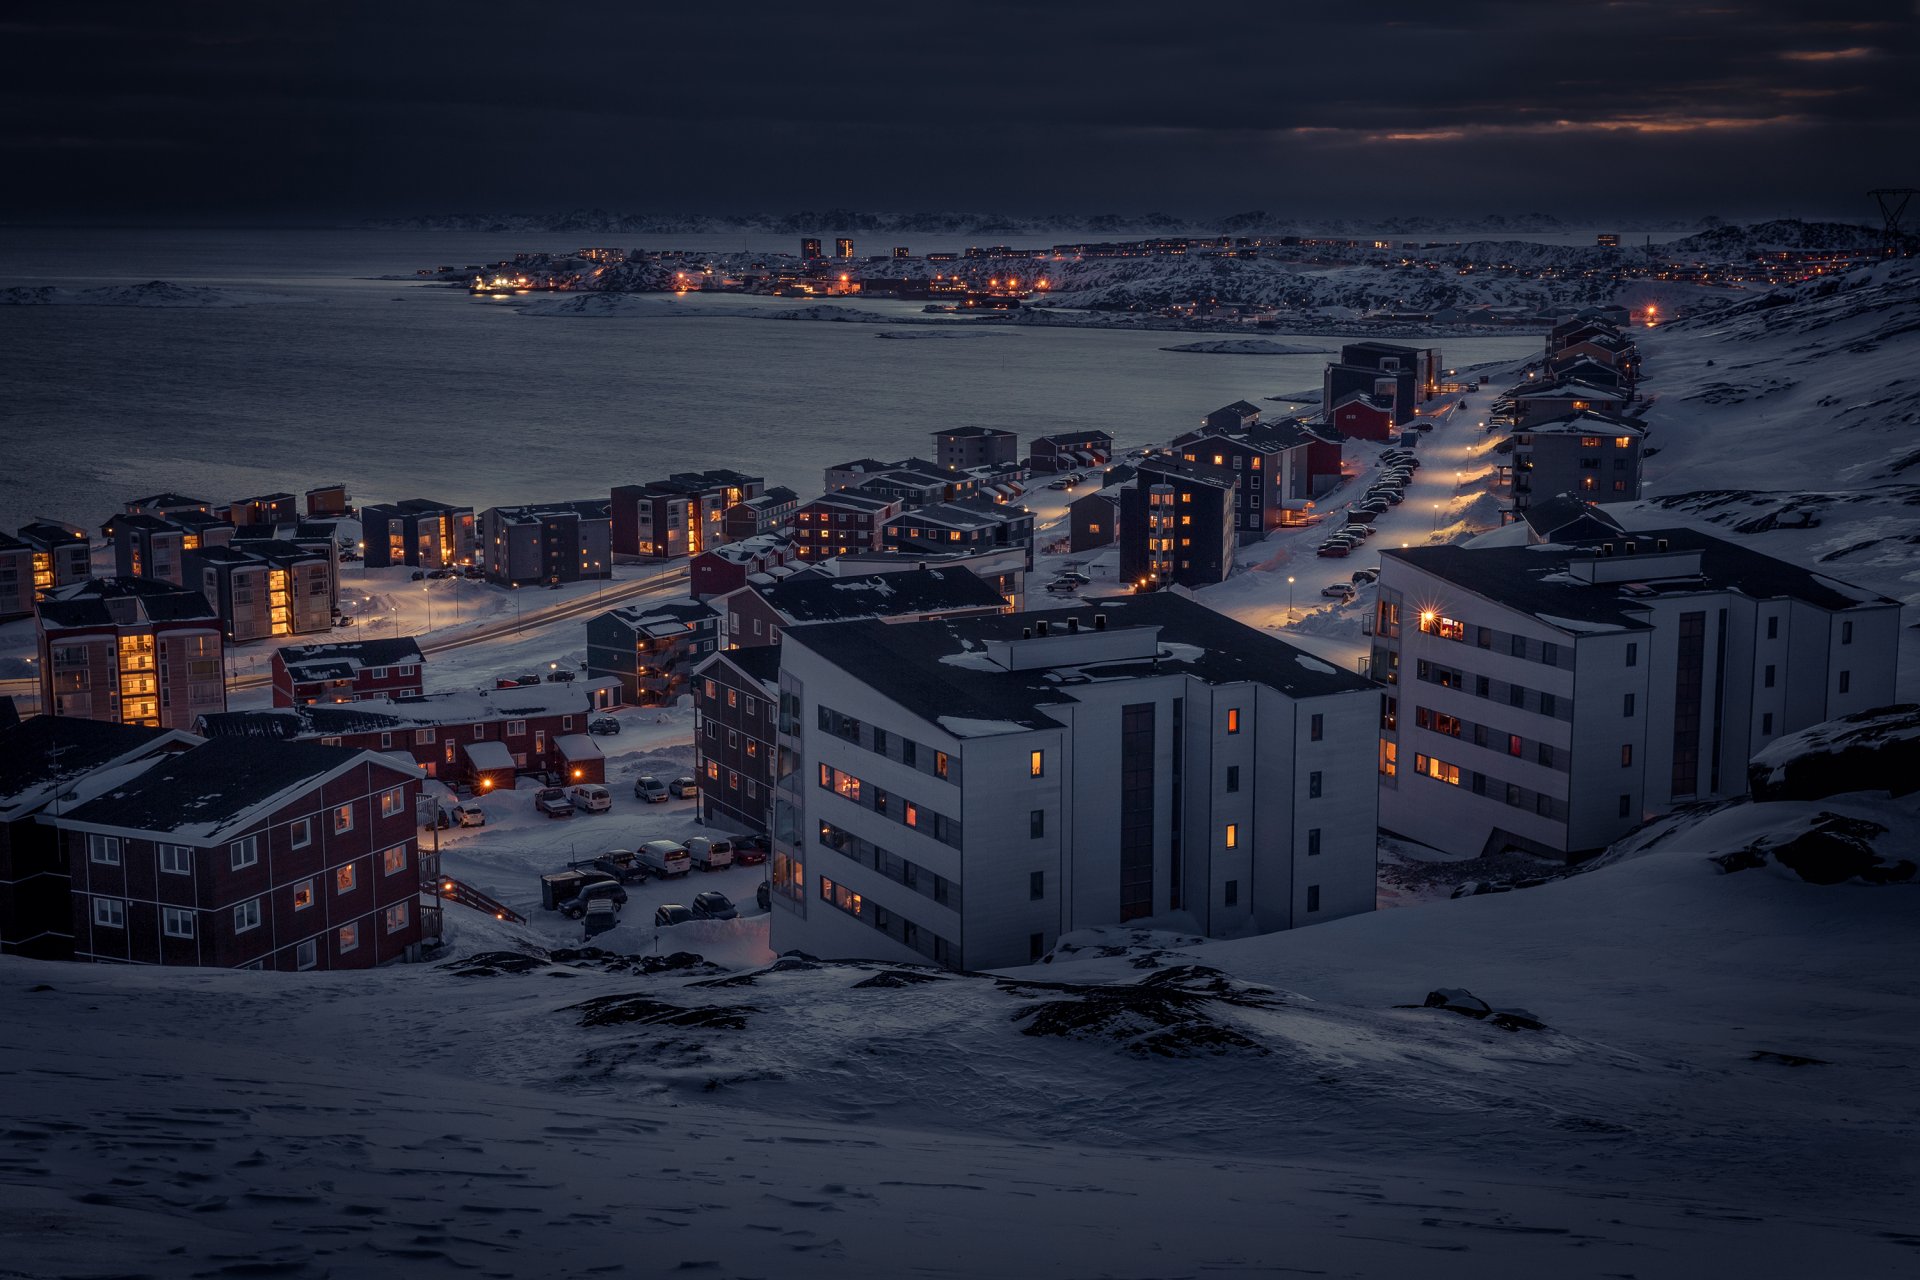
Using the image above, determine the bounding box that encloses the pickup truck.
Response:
[568,850,649,884]
[534,787,574,819]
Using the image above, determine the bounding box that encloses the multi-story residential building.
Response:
[1068,486,1122,552]
[36,578,226,730]
[1372,527,1902,860]
[832,544,1030,611]
[479,500,613,587]
[848,463,977,509]
[197,680,620,790]
[0,717,196,960]
[793,491,902,561]
[360,499,475,569]
[586,599,721,706]
[232,521,343,611]
[1327,391,1397,442]
[1027,429,1114,474]
[227,492,300,527]
[271,637,426,707]
[1508,411,1645,512]
[114,510,238,586]
[1117,456,1238,589]
[932,426,1019,472]
[45,737,426,970]
[1327,341,1440,412]
[767,595,1381,971]
[610,470,764,560]
[18,521,92,599]
[0,533,36,622]
[692,646,782,834]
[1168,415,1337,538]
[720,486,799,542]
[691,533,802,601]
[719,566,1009,650]
[185,541,334,641]
[1201,400,1263,434]
[124,493,214,520]
[305,483,351,519]
[880,499,1034,563]
[1496,377,1632,429]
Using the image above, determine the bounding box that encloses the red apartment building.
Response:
[792,491,902,561]
[47,737,426,971]
[36,578,227,731]
[272,637,427,706]
[691,646,781,834]
[690,534,801,601]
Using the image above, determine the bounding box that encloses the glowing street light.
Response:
[1287,575,1295,624]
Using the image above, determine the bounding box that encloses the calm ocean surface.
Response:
[1,229,1545,531]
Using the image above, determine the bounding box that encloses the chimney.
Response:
[1095,613,1107,630]
[1067,617,1080,633]
[1036,620,1050,636]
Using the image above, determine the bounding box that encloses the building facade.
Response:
[186,542,334,641]
[360,499,476,569]
[611,470,764,560]
[586,599,721,705]
[767,597,1381,971]
[36,578,226,730]
[480,500,613,587]
[1372,529,1901,859]
[49,738,426,970]
[1027,430,1114,474]
[1117,457,1238,589]
[933,427,1019,472]
[272,637,426,707]
[1509,412,1645,511]
[880,500,1034,562]
[693,646,781,834]
[18,521,92,599]
[793,491,902,561]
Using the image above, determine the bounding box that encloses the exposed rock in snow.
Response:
[1747,705,1920,802]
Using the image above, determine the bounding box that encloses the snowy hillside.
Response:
[4,781,1916,1277]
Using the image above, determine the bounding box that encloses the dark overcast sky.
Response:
[3,1,1915,224]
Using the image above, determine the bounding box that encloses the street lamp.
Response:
[423,582,433,633]
[1287,575,1295,624]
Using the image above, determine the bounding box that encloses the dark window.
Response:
[1841,621,1853,645]
[1030,933,1045,961]
[1621,744,1633,767]
[1623,692,1635,717]
[1476,627,1491,649]
[1309,713,1323,742]
[1119,703,1156,922]
[1540,692,1556,718]
[1537,742,1553,768]
[1029,808,1045,838]
[1626,642,1638,667]
[903,740,917,767]
[1029,871,1045,900]
[1224,879,1239,907]
[1670,611,1706,797]
[1308,771,1323,799]
[1306,885,1320,913]
[1541,642,1558,666]
[1510,634,1526,658]
[1225,765,1239,793]
[1839,670,1850,694]
[1618,793,1632,818]
[1766,616,1778,640]
[873,728,887,754]
[1762,712,1773,735]
[1764,664,1776,689]
[1510,684,1526,708]
[1307,828,1321,856]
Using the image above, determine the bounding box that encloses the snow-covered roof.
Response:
[465,740,516,771]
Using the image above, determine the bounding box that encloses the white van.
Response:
[685,836,734,872]
[567,783,612,814]
[638,839,692,878]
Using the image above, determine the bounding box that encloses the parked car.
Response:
[588,717,621,736]
[731,833,770,865]
[566,783,612,814]
[570,850,648,884]
[1351,567,1381,585]
[463,565,487,579]
[426,568,456,579]
[654,904,695,927]
[534,787,575,819]
[686,836,733,872]
[1045,479,1072,491]
[638,839,691,878]
[410,570,426,581]
[691,891,738,921]
[1056,570,1091,585]
[1044,579,1079,594]
[540,869,614,911]
[755,880,771,911]
[1316,542,1352,558]
[559,878,628,919]
[633,775,669,803]
[668,776,699,799]
[582,897,619,939]
[546,669,575,682]
[514,674,542,686]
[1322,583,1357,600]
[453,800,487,827]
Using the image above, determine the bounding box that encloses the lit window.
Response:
[1029,750,1044,778]
[293,880,314,910]
[336,863,357,893]
[339,922,359,953]
[380,786,406,817]
[904,803,920,828]
[382,846,408,876]
[332,803,354,834]
[935,751,949,779]
[1226,708,1240,734]
[384,901,410,934]
[1225,823,1238,849]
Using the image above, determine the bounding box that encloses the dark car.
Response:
[463,566,486,579]
[514,674,542,686]
[546,669,576,683]
[588,717,621,736]
[731,833,770,865]
[654,904,694,928]
[427,568,456,579]
[534,787,574,819]
[691,891,738,921]
[410,570,426,581]
[559,879,628,919]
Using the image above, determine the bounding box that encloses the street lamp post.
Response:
[1287,575,1295,625]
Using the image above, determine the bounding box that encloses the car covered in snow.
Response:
[566,783,612,814]
[668,775,699,799]
[533,788,574,819]
[653,904,695,928]
[453,800,487,827]
[691,891,738,921]
[633,775,669,803]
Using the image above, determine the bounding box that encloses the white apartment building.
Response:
[1372,526,1901,859]
[767,594,1381,971]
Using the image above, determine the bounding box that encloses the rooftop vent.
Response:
[1036,620,1050,637]
[1656,538,1669,552]
[1599,543,1614,556]
[1623,541,1638,555]
[1095,613,1108,631]
[1067,617,1080,634]
[1021,626,1032,639]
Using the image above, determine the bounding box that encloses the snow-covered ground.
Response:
[4,783,1916,1277]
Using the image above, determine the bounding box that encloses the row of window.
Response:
[88,795,406,872]
[815,703,959,785]
[817,764,963,848]
[818,820,963,910]
[1410,703,1571,773]
[817,875,961,968]
[1412,609,1585,670]
[1413,659,1574,722]
[89,897,410,949]
[1398,748,1572,822]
